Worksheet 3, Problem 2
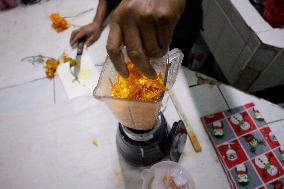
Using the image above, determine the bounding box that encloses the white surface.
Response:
[170,72,231,189]
[0,0,103,88]
[182,67,198,86]
[0,71,232,189]
[219,84,284,123]
[1,1,284,189]
[0,77,53,114]
[57,50,102,99]
[230,0,271,32]
[1,77,284,189]
[230,0,284,48]
[258,29,284,49]
[0,96,123,189]
[269,120,284,146]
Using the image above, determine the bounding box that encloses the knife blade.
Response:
[72,37,86,80]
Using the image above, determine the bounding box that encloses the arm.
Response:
[106,0,186,79]
[70,0,114,47]
[92,0,111,28]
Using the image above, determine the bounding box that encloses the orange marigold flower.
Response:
[45,69,55,78]
[63,53,77,66]
[69,58,77,66]
[49,13,69,33]
[111,61,166,101]
[45,59,60,78]
[63,53,69,63]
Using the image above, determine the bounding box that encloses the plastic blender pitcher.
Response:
[93,48,183,130]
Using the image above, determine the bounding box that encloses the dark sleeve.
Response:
[170,0,203,65]
[107,0,121,10]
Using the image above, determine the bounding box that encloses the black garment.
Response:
[107,0,121,10]
[170,0,203,65]
[107,0,203,65]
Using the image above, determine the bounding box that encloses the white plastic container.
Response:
[141,161,195,189]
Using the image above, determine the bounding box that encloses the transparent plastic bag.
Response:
[142,161,195,189]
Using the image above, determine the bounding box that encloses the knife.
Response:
[71,37,86,80]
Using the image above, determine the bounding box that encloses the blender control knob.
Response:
[168,120,187,162]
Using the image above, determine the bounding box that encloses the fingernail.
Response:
[144,68,157,79]
[121,69,129,78]
[146,70,157,79]
[115,65,129,78]
[144,61,157,79]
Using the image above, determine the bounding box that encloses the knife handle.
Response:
[77,37,86,55]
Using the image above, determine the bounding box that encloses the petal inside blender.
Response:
[93,48,183,130]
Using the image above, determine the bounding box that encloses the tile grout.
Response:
[265,118,284,125]
[0,77,47,91]
[217,85,231,111]
[188,84,201,88]
[216,85,284,124]
[53,78,56,104]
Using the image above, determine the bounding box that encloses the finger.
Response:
[106,23,129,78]
[86,34,98,47]
[155,18,175,50]
[70,31,86,47]
[70,29,80,46]
[138,16,164,58]
[122,21,157,79]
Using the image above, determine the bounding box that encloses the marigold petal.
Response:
[111,61,166,101]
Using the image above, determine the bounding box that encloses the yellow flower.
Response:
[92,138,98,146]
[45,69,55,78]
[69,58,77,66]
[63,53,77,66]
[45,59,60,78]
[49,13,69,33]
[63,53,69,63]
[111,61,166,101]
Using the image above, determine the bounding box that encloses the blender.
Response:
[93,48,187,166]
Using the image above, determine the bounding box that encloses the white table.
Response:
[1,1,284,189]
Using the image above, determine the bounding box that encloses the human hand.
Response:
[106,0,186,78]
[70,22,102,48]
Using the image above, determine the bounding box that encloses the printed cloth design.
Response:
[269,180,284,189]
[201,103,284,189]
[212,120,224,138]
[244,134,266,154]
[280,147,284,163]
[235,163,250,186]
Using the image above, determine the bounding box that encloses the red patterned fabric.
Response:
[0,0,17,10]
[201,103,284,189]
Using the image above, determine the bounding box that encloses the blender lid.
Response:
[168,120,187,162]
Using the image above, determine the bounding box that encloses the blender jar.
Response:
[93,48,183,130]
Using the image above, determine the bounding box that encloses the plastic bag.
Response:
[142,161,195,189]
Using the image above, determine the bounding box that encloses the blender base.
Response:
[116,113,169,166]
